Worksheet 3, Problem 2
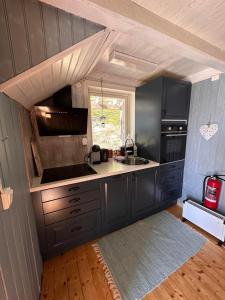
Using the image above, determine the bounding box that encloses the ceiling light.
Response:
[109,51,157,73]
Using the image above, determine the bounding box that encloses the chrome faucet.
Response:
[124,137,134,159]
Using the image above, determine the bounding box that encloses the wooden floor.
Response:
[40,205,225,300]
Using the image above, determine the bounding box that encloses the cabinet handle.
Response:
[69,198,80,203]
[71,226,82,233]
[68,186,80,192]
[70,208,81,214]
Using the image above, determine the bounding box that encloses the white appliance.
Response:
[182,199,225,245]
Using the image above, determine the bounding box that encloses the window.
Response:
[90,93,128,149]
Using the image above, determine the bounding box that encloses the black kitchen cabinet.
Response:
[132,168,157,219]
[32,166,179,259]
[102,174,131,232]
[136,76,191,162]
[156,160,184,207]
[32,180,102,258]
[162,78,191,120]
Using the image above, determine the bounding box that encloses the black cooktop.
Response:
[41,163,97,184]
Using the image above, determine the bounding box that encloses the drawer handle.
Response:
[70,208,81,214]
[69,198,80,203]
[68,187,80,192]
[71,226,82,233]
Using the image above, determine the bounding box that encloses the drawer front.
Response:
[159,160,184,173]
[42,190,100,214]
[44,199,100,225]
[41,180,100,202]
[160,169,183,186]
[46,210,101,245]
[160,186,182,204]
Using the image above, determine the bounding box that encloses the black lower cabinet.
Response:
[102,174,131,233]
[157,160,184,207]
[132,168,157,219]
[32,165,183,259]
[45,210,101,257]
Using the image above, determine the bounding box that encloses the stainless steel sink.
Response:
[117,157,149,165]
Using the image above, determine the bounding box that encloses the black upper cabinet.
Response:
[135,78,162,162]
[162,78,191,120]
[132,168,156,219]
[135,76,191,161]
[102,174,131,232]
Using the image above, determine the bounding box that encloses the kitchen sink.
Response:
[117,157,149,165]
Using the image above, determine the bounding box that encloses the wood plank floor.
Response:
[40,205,225,300]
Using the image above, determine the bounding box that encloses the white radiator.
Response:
[182,200,225,243]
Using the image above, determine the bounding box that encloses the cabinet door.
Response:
[162,78,191,119]
[102,174,131,231]
[156,162,184,208]
[132,168,156,219]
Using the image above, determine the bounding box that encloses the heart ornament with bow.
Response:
[200,123,218,141]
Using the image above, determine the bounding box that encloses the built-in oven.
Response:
[160,120,188,164]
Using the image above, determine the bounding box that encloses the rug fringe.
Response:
[92,243,122,300]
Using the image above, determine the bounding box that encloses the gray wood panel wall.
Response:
[0,93,42,299]
[182,73,225,213]
[0,0,104,83]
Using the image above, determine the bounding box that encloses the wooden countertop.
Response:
[30,158,159,192]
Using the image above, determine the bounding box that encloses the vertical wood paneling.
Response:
[85,20,104,37]
[23,0,46,66]
[0,267,7,300]
[72,15,85,43]
[0,93,42,300]
[58,9,73,51]
[4,0,30,74]
[0,0,14,82]
[0,0,105,84]
[183,73,225,213]
[42,3,60,58]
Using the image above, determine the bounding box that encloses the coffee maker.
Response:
[89,145,101,164]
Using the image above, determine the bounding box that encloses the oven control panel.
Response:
[161,121,187,133]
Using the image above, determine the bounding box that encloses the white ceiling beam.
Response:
[184,68,222,84]
[40,0,225,72]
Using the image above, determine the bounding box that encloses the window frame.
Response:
[89,90,130,148]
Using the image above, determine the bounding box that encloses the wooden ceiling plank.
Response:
[0,29,108,92]
[41,0,225,71]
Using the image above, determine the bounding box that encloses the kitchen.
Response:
[1,1,225,300]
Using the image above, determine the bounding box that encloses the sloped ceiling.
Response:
[0,0,104,84]
[131,0,225,51]
[1,30,117,109]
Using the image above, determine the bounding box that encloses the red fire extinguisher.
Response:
[203,175,225,210]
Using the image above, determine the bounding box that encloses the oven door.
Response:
[160,133,187,163]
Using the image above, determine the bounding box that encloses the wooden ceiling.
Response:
[41,0,224,85]
[1,30,117,109]
[89,31,211,85]
[2,0,225,107]
[131,0,225,50]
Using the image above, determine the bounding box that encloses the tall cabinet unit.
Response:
[135,77,191,207]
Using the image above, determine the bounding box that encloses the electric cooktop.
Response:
[41,163,97,184]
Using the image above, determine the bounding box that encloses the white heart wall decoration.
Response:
[200,123,218,141]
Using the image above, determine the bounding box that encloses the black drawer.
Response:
[160,160,184,173]
[41,180,100,202]
[46,210,101,245]
[160,186,182,204]
[44,199,100,225]
[160,168,183,186]
[42,190,100,214]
